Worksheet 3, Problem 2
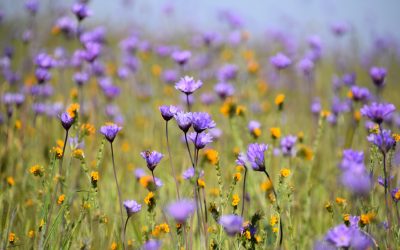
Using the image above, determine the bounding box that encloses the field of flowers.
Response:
[1,1,400,249]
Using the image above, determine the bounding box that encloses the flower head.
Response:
[350,86,370,102]
[270,52,292,70]
[214,82,235,99]
[100,123,122,143]
[360,102,396,124]
[175,76,202,95]
[60,112,74,131]
[123,200,142,216]
[159,105,179,121]
[246,143,268,171]
[72,2,92,21]
[391,188,400,202]
[188,132,213,149]
[141,239,161,250]
[369,66,387,87]
[325,224,352,248]
[174,112,192,132]
[280,135,297,157]
[367,129,396,153]
[166,199,196,223]
[171,50,191,65]
[191,112,216,133]
[219,214,243,236]
[140,151,163,171]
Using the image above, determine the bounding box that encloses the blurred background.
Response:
[1,0,400,50]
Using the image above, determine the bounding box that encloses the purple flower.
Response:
[246,143,268,171]
[367,129,396,153]
[270,52,292,70]
[191,112,216,133]
[325,224,352,247]
[297,58,314,75]
[171,50,191,66]
[60,112,74,131]
[342,72,356,86]
[217,64,238,81]
[182,167,195,180]
[188,132,213,149]
[166,199,196,223]
[280,135,297,157]
[35,53,56,69]
[25,0,39,15]
[311,98,321,115]
[350,86,370,102]
[331,22,348,36]
[200,93,216,105]
[391,188,400,202]
[123,200,142,216]
[339,149,364,171]
[55,16,77,38]
[214,82,235,99]
[72,2,92,21]
[162,69,178,84]
[159,105,179,121]
[341,168,372,196]
[219,214,243,236]
[141,239,161,250]
[175,76,203,95]
[235,153,247,167]
[174,111,192,133]
[100,123,122,143]
[134,168,146,179]
[73,71,89,86]
[35,68,51,84]
[83,42,101,63]
[140,151,163,171]
[369,67,387,87]
[360,102,396,124]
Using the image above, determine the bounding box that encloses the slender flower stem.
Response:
[59,129,69,177]
[263,169,283,247]
[186,94,191,111]
[184,133,195,167]
[122,216,130,250]
[110,143,124,244]
[166,121,180,199]
[241,167,248,217]
[382,151,391,229]
[151,170,156,186]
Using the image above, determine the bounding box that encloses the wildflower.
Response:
[28,230,34,239]
[57,194,65,205]
[246,143,268,171]
[191,112,216,133]
[360,212,375,226]
[232,194,240,207]
[188,132,214,149]
[204,149,219,165]
[72,2,92,21]
[159,105,179,121]
[30,164,44,177]
[53,146,63,159]
[280,135,297,157]
[270,127,281,140]
[248,120,261,138]
[360,102,396,124]
[369,66,387,87]
[174,112,192,133]
[144,192,155,206]
[166,199,196,223]
[182,167,195,180]
[9,232,16,244]
[325,202,333,213]
[280,168,291,178]
[220,98,237,117]
[81,123,95,136]
[270,53,292,70]
[335,197,346,206]
[325,224,352,247]
[197,179,206,188]
[175,76,202,95]
[100,123,122,143]
[214,82,235,99]
[172,50,191,66]
[91,171,99,187]
[275,94,285,110]
[236,105,246,116]
[219,214,243,236]
[110,242,117,250]
[73,149,84,160]
[261,180,272,191]
[140,150,163,172]
[142,239,161,250]
[349,86,370,102]
[233,173,241,182]
[270,215,278,226]
[391,188,400,202]
[7,176,15,186]
[67,103,80,118]
[367,129,396,153]
[123,200,142,217]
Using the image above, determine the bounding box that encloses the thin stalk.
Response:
[166,121,180,199]
[123,216,130,250]
[186,94,191,111]
[59,130,69,192]
[263,169,283,247]
[110,143,124,245]
[241,167,248,217]
[184,133,195,167]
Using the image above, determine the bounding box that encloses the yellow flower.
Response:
[255,235,262,243]
[221,48,233,61]
[73,149,84,160]
[280,168,291,178]
[297,131,304,142]
[159,223,170,233]
[232,194,240,207]
[395,189,400,200]
[91,171,99,183]
[270,215,278,226]
[121,142,130,153]
[247,60,259,74]
[320,110,331,119]
[268,192,276,203]
[197,179,206,188]
[7,176,15,186]
[30,165,44,177]
[110,242,117,250]
[220,98,237,117]
[251,127,262,138]
[81,123,95,136]
[261,180,272,191]
[57,194,65,205]
[151,64,162,77]
[242,49,254,60]
[28,230,35,239]
[209,188,220,197]
[297,145,313,161]
[272,227,279,234]
[236,105,246,116]
[335,197,346,206]
[15,120,22,130]
[236,165,245,172]
[370,124,379,134]
[244,230,251,240]
[144,192,155,205]
[9,232,16,244]
[257,79,269,94]
[67,103,80,118]
[233,146,240,157]
[353,110,361,122]
[274,94,285,106]
[360,212,375,226]
[392,133,400,142]
[52,146,63,159]
[347,90,353,99]
[139,176,154,188]
[233,172,241,182]
[39,219,45,231]
[325,202,333,213]
[343,214,350,223]
[270,127,281,140]
[204,149,219,165]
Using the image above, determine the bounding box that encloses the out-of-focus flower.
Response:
[270,52,292,70]
[219,214,243,236]
[369,66,387,87]
[123,200,142,216]
[361,102,396,124]
[175,76,203,95]
[166,199,196,223]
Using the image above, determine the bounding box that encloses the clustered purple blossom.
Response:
[166,199,196,223]
[140,151,164,171]
[123,200,142,216]
[219,214,244,236]
[100,123,122,143]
